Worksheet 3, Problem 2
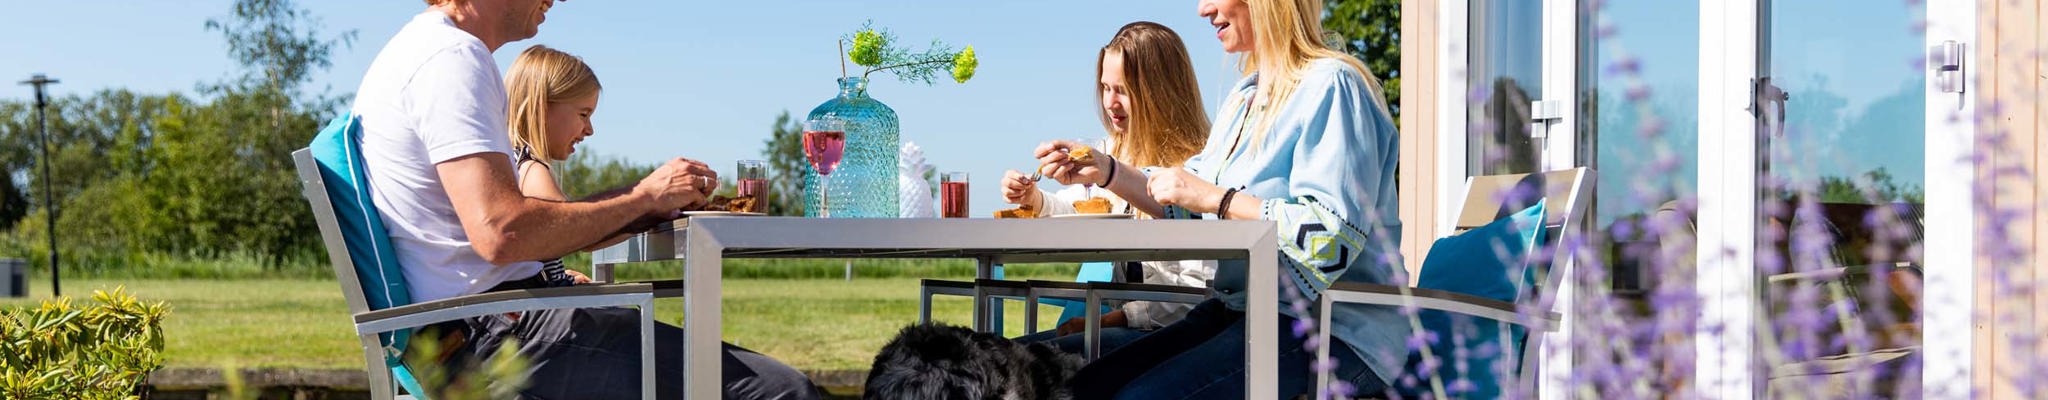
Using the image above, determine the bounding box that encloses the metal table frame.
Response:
[591,217,1281,400]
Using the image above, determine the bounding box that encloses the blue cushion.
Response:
[308,112,416,360]
[1396,203,1545,399]
[1047,262,1118,322]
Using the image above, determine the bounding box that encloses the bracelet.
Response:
[1217,187,1241,219]
[1100,158,1118,187]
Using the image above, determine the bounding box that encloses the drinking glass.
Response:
[802,117,847,218]
[736,160,767,198]
[940,172,969,218]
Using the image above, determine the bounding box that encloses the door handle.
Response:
[1751,77,1789,138]
[1930,40,1965,94]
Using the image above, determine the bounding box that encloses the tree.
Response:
[555,150,655,200]
[1323,0,1401,119]
[0,0,357,270]
[761,111,808,216]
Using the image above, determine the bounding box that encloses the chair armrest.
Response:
[608,279,687,298]
[973,279,1033,299]
[921,279,976,290]
[1087,282,1210,304]
[353,283,654,335]
[1325,282,1560,332]
[1767,262,1918,284]
[1023,280,1092,301]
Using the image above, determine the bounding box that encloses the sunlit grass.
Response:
[1,271,1074,372]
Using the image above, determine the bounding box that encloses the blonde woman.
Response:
[1040,0,1405,398]
[1001,21,1219,356]
[498,45,820,400]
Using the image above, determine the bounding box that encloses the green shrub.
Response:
[0,287,169,400]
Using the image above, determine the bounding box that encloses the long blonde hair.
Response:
[505,45,601,164]
[1098,22,1212,168]
[1237,0,1390,148]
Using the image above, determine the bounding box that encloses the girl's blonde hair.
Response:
[1098,22,1212,168]
[1237,0,1391,148]
[505,45,601,164]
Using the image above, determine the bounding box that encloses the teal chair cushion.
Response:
[309,112,414,313]
[1047,262,1118,323]
[308,113,428,396]
[1396,203,1545,399]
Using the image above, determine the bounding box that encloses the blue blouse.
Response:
[1166,58,1408,383]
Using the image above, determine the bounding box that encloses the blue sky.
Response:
[1,1,1239,216]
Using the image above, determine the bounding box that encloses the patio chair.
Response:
[1019,279,1209,360]
[1757,201,1925,397]
[1315,167,1592,399]
[917,262,1120,333]
[294,113,657,399]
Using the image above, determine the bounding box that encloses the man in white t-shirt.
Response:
[352,1,818,398]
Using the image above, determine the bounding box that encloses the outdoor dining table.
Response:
[589,216,1285,399]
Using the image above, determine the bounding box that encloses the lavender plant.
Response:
[1317,0,2039,399]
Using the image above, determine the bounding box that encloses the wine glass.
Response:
[802,117,847,218]
[1074,137,1108,198]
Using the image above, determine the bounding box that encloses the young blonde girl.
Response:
[501,45,821,399]
[504,44,605,286]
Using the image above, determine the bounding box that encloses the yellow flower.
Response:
[951,46,978,84]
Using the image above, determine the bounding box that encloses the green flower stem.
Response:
[862,55,958,81]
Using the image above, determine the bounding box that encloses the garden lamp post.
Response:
[20,74,58,297]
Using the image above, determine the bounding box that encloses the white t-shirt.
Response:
[353,12,539,302]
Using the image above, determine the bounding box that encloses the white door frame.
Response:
[1694,0,1979,398]
[1693,0,1760,397]
[1920,0,1977,397]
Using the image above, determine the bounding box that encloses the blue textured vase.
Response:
[804,77,899,218]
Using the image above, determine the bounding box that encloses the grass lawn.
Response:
[1,275,1070,372]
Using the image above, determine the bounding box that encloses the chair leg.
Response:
[361,335,395,400]
[593,263,614,284]
[1316,295,1334,400]
[919,286,933,325]
[639,296,657,400]
[1025,290,1040,334]
[1084,289,1103,361]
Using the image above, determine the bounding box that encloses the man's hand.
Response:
[633,157,717,213]
[565,269,593,285]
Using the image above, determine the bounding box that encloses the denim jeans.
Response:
[418,275,821,399]
[1012,325,1153,355]
[1067,298,1387,400]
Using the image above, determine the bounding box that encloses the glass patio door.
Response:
[1697,0,1975,397]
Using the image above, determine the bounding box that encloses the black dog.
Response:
[864,324,1085,399]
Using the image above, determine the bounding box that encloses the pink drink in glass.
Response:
[803,130,846,175]
[737,178,768,198]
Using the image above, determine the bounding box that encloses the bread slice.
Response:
[993,205,1040,219]
[1072,197,1112,214]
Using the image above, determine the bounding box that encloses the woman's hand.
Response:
[1147,168,1226,214]
[1000,169,1043,209]
[565,269,593,285]
[1034,140,1109,186]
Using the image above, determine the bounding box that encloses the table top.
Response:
[589,216,1275,265]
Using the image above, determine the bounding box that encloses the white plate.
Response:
[681,211,767,217]
[1047,213,1133,219]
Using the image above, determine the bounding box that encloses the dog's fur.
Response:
[863,324,1085,400]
